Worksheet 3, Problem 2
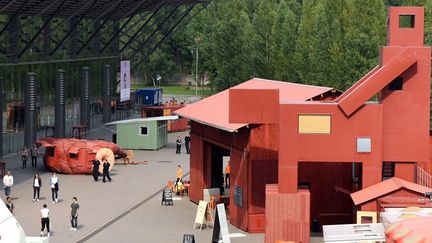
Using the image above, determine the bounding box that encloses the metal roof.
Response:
[350,177,432,206]
[0,0,209,20]
[104,116,179,125]
[175,78,337,132]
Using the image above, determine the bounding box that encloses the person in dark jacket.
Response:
[31,144,39,168]
[102,160,111,183]
[33,173,42,201]
[176,136,182,154]
[92,160,100,182]
[184,135,191,154]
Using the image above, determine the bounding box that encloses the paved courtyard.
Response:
[1,126,264,243]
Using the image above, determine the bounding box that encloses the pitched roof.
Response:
[174,78,335,132]
[350,177,431,205]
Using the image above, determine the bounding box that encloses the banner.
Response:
[120,60,130,102]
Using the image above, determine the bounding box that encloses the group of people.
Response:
[92,159,112,182]
[3,171,79,237]
[20,144,39,169]
[175,134,191,154]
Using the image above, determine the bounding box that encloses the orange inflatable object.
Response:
[385,217,432,242]
[36,138,126,174]
[95,148,115,173]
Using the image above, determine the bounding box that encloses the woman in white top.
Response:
[49,173,59,204]
[33,174,42,202]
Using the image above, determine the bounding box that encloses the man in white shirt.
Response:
[3,171,14,197]
[40,204,50,237]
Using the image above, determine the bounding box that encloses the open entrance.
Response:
[298,162,360,232]
[208,143,231,195]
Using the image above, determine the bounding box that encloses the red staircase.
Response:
[416,165,432,188]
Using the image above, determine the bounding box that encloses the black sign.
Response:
[234,186,243,208]
[161,189,173,206]
[183,234,195,243]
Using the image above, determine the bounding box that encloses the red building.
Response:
[176,79,340,232]
[229,7,432,242]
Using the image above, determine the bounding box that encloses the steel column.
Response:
[80,67,90,127]
[0,78,3,158]
[24,72,37,149]
[103,65,112,123]
[55,69,66,137]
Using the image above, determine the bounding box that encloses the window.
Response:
[298,115,331,134]
[389,76,403,90]
[69,153,78,159]
[139,126,149,136]
[399,15,415,28]
[357,138,371,153]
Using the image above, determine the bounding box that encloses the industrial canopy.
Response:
[0,0,209,19]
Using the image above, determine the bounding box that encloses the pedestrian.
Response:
[102,160,111,183]
[176,136,182,154]
[70,197,80,231]
[184,134,191,154]
[92,159,100,182]
[225,161,231,188]
[5,196,14,215]
[31,143,39,168]
[21,146,29,169]
[40,204,50,237]
[174,165,183,189]
[3,171,14,197]
[49,173,59,204]
[33,173,42,202]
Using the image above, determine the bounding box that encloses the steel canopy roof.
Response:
[0,0,209,20]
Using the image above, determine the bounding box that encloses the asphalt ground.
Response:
[1,126,265,243]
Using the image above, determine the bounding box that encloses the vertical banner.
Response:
[120,60,131,102]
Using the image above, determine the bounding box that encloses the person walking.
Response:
[184,134,191,154]
[174,165,183,190]
[3,171,14,197]
[40,204,50,237]
[33,174,42,202]
[102,160,111,183]
[92,160,100,182]
[176,136,182,154]
[70,197,80,231]
[5,196,14,215]
[49,173,59,204]
[225,162,231,188]
[31,143,39,168]
[21,146,29,169]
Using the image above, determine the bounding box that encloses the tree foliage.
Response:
[146,0,432,92]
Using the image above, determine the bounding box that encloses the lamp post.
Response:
[194,37,201,97]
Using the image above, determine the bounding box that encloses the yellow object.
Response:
[402,207,421,212]
[398,214,419,219]
[298,115,331,134]
[356,211,377,224]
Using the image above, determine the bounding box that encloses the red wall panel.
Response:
[265,185,310,243]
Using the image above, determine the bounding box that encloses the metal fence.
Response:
[2,109,131,156]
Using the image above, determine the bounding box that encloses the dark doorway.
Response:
[298,162,356,232]
[210,144,230,194]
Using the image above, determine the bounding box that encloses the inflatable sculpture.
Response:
[36,138,126,174]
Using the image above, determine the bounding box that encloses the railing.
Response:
[416,165,432,188]
[2,109,132,156]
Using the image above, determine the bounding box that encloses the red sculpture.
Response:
[36,138,127,174]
